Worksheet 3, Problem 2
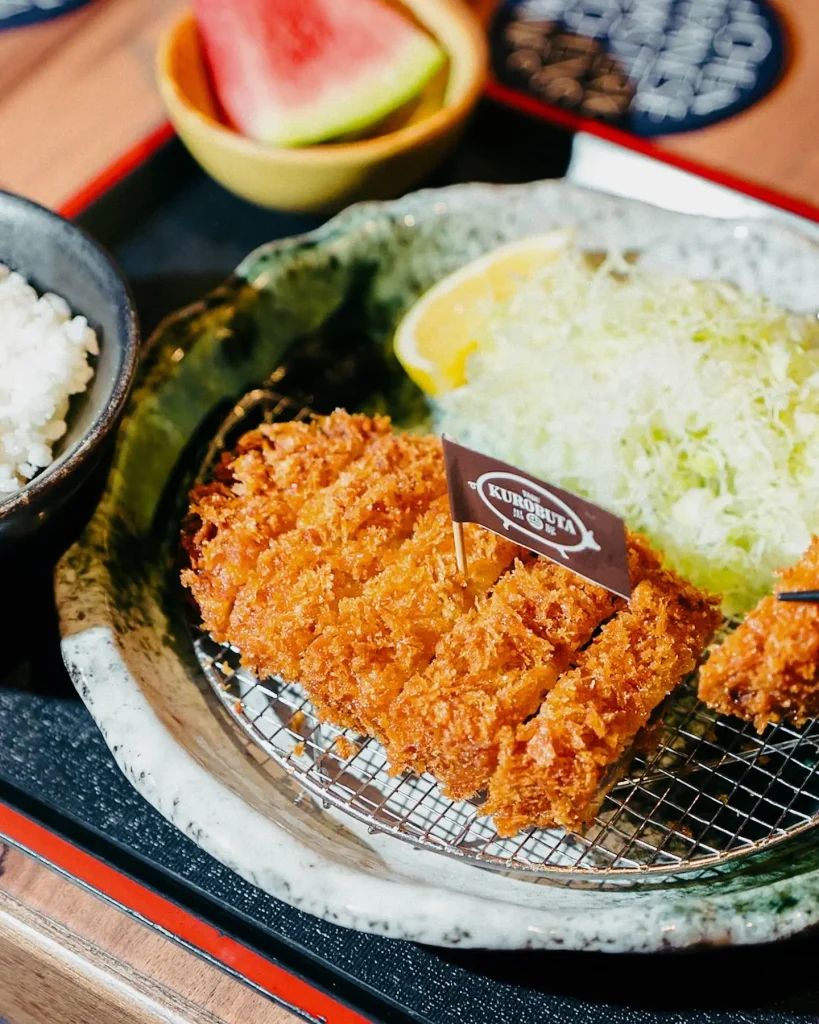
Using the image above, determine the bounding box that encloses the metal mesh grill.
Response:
[186,391,819,881]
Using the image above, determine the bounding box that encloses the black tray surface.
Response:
[3,104,819,1023]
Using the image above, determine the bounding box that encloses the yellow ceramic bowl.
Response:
[156,2,487,213]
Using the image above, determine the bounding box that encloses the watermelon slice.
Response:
[192,0,447,148]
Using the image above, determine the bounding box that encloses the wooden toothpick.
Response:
[452,520,468,578]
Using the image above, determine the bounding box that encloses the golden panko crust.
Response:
[699,537,819,732]
[182,411,719,835]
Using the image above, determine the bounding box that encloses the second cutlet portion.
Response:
[225,431,447,681]
[384,535,665,800]
[699,536,819,731]
[298,495,523,735]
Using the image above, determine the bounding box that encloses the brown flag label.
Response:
[442,438,631,599]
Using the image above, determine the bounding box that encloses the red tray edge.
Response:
[0,801,373,1024]
[58,89,819,229]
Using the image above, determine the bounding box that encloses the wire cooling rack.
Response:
[186,391,819,882]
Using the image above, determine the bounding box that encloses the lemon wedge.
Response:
[394,229,573,397]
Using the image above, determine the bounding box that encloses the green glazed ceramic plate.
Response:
[56,180,819,950]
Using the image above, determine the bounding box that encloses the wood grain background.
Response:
[0,843,296,1023]
[0,0,181,208]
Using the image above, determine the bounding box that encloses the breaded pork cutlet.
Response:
[183,413,720,838]
[299,495,523,735]
[224,431,446,681]
[181,411,390,639]
[699,537,819,732]
[384,534,664,800]
[483,572,721,835]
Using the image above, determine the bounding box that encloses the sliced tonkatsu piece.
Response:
[181,410,390,639]
[225,431,447,681]
[299,495,523,735]
[385,571,560,799]
[699,536,819,732]
[483,571,721,836]
[384,536,663,801]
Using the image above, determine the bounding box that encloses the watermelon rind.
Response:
[250,32,447,148]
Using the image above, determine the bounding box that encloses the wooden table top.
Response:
[0,0,816,214]
[0,1,817,1019]
[0,840,296,1024]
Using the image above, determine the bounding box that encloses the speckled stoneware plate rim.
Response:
[56,179,819,950]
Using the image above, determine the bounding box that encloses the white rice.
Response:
[0,262,98,496]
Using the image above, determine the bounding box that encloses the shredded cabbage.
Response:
[434,248,819,617]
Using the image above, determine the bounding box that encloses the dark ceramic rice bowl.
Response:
[0,190,138,547]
